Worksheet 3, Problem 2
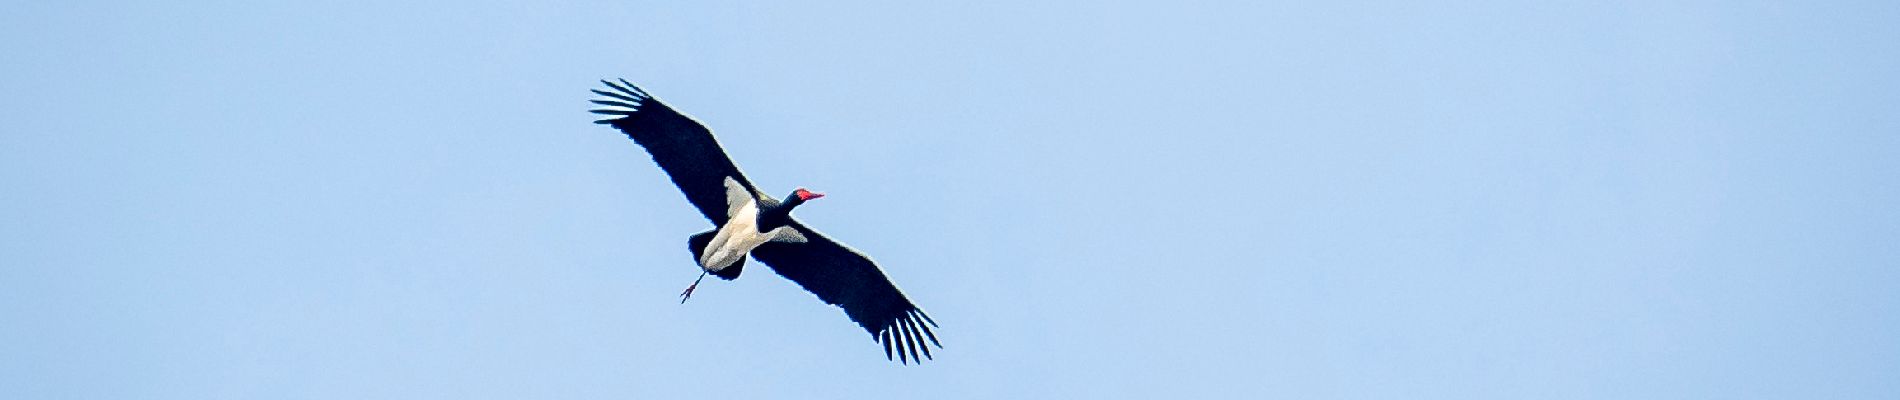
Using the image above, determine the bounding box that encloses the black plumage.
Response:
[751,222,941,360]
[591,80,942,364]
[591,80,758,225]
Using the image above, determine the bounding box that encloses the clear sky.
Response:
[3,1,1897,398]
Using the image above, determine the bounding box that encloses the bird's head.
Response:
[792,188,826,202]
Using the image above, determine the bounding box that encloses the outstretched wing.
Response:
[750,221,942,364]
[591,79,758,225]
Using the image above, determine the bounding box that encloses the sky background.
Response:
[3,1,1897,398]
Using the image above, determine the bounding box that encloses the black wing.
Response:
[750,221,942,364]
[591,79,757,225]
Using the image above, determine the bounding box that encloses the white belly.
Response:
[698,201,786,271]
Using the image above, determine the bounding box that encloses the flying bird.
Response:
[589,80,941,364]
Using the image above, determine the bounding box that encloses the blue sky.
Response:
[3,1,1897,398]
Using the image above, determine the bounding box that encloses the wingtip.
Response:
[617,78,649,97]
[902,321,924,363]
[904,318,934,360]
[600,78,650,98]
[910,310,942,348]
[895,326,912,364]
[590,99,637,108]
[592,87,644,103]
[915,309,940,328]
[880,330,895,361]
[895,326,912,365]
[590,79,651,125]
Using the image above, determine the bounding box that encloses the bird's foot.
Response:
[679,282,698,303]
[679,272,708,304]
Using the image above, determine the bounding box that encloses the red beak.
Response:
[796,189,825,201]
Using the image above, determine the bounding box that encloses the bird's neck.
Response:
[756,199,801,231]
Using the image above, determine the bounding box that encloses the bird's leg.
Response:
[679,271,708,304]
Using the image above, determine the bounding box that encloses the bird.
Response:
[588,79,941,364]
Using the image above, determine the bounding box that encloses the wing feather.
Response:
[750,221,942,363]
[590,80,759,224]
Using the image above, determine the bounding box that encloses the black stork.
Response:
[589,80,942,364]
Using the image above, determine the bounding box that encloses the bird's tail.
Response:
[688,230,744,280]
